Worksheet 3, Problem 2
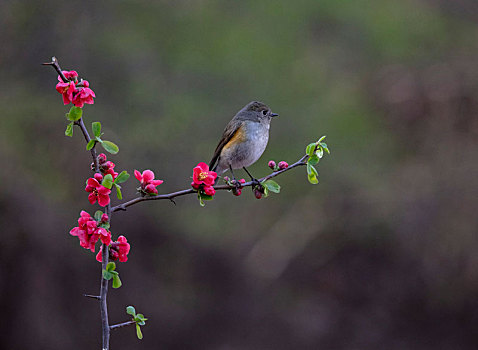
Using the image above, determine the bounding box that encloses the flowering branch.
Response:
[44,56,329,350]
[111,154,309,212]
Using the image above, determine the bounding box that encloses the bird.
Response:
[209,101,278,183]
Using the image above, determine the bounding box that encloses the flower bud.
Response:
[268,160,276,170]
[101,213,109,222]
[278,161,289,170]
[254,188,263,199]
[94,173,103,182]
[223,176,230,183]
[232,187,242,196]
[97,153,107,165]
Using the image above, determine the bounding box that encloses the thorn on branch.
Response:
[84,294,101,300]
[42,56,67,83]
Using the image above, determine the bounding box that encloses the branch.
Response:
[42,56,67,82]
[42,57,99,172]
[74,118,99,172]
[112,154,309,212]
[110,320,136,330]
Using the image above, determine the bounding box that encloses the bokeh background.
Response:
[1,0,478,349]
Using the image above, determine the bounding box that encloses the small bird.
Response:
[209,101,278,182]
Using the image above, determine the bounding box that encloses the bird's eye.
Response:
[262,110,268,116]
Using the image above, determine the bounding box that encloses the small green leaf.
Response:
[101,140,119,154]
[112,274,122,289]
[67,106,83,121]
[137,320,146,326]
[136,324,143,339]
[115,184,123,200]
[102,174,114,189]
[106,262,116,272]
[263,179,280,193]
[307,163,318,177]
[200,193,214,201]
[308,172,319,184]
[102,270,113,280]
[92,122,101,138]
[114,171,130,184]
[126,306,136,316]
[65,122,74,137]
[321,142,330,154]
[86,139,96,150]
[317,148,324,159]
[198,192,205,207]
[318,135,326,143]
[308,154,319,165]
[306,143,316,156]
[94,211,103,221]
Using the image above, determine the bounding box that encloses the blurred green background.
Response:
[1,0,478,349]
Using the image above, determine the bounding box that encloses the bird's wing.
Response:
[209,119,244,171]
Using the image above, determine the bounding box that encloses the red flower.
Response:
[103,161,118,180]
[192,162,217,186]
[54,71,96,107]
[85,173,111,207]
[70,211,112,252]
[56,81,77,105]
[72,85,96,108]
[96,235,131,263]
[134,169,163,194]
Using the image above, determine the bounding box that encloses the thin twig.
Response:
[110,320,136,330]
[84,294,101,300]
[74,118,99,172]
[111,155,309,212]
[42,56,67,82]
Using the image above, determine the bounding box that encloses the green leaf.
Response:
[136,324,143,339]
[66,106,83,121]
[200,193,214,201]
[92,122,101,138]
[318,135,326,143]
[65,122,73,137]
[308,172,319,184]
[94,211,103,221]
[86,139,96,150]
[115,183,123,200]
[114,171,130,184]
[321,142,330,154]
[317,148,324,159]
[263,179,280,193]
[307,163,318,177]
[305,143,316,156]
[126,306,136,316]
[112,274,122,289]
[106,262,116,272]
[102,270,113,280]
[308,154,319,165]
[101,140,119,154]
[102,174,114,189]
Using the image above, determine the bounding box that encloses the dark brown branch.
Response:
[112,154,309,212]
[42,57,68,83]
[110,320,136,330]
[84,294,101,300]
[74,118,99,172]
[100,203,112,349]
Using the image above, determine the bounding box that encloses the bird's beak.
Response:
[270,112,279,117]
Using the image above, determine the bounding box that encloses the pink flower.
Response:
[56,81,77,105]
[70,211,112,252]
[62,70,78,80]
[192,162,217,186]
[96,235,130,263]
[103,161,118,180]
[72,86,96,108]
[85,173,111,207]
[54,71,96,107]
[278,161,289,170]
[134,169,163,194]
